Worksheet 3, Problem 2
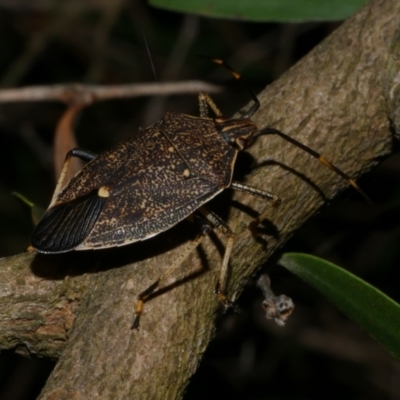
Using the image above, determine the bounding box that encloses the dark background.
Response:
[0,1,399,399]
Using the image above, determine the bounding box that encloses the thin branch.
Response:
[0,80,222,105]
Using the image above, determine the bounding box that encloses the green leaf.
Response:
[12,192,45,226]
[278,253,400,360]
[149,0,367,22]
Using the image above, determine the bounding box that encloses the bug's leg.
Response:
[230,181,281,235]
[197,207,238,312]
[132,227,208,329]
[231,181,281,206]
[256,127,372,203]
[198,92,223,118]
[49,148,97,207]
[201,56,260,118]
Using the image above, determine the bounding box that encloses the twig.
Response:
[0,81,222,104]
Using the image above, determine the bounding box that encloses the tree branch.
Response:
[0,81,221,104]
[0,0,398,398]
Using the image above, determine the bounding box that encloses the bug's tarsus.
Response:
[214,281,240,313]
[132,280,160,329]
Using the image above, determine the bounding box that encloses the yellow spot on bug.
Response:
[168,146,174,152]
[98,186,110,198]
[183,169,190,178]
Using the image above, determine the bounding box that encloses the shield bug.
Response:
[31,58,370,328]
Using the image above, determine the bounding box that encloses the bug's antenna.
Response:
[200,56,260,118]
[143,31,158,81]
[202,55,371,203]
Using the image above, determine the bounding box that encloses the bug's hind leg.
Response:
[49,148,97,208]
[132,207,240,330]
[132,223,210,330]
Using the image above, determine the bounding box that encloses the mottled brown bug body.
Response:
[32,113,244,252]
[31,58,368,328]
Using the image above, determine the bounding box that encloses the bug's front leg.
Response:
[198,92,224,118]
[49,148,97,207]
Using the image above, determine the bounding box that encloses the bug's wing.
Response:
[31,190,106,253]
[82,175,222,249]
[31,139,131,253]
[31,124,153,253]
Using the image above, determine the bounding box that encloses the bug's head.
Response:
[216,117,259,151]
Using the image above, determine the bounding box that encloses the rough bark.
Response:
[0,0,399,398]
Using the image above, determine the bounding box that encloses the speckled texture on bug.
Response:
[32,113,239,251]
